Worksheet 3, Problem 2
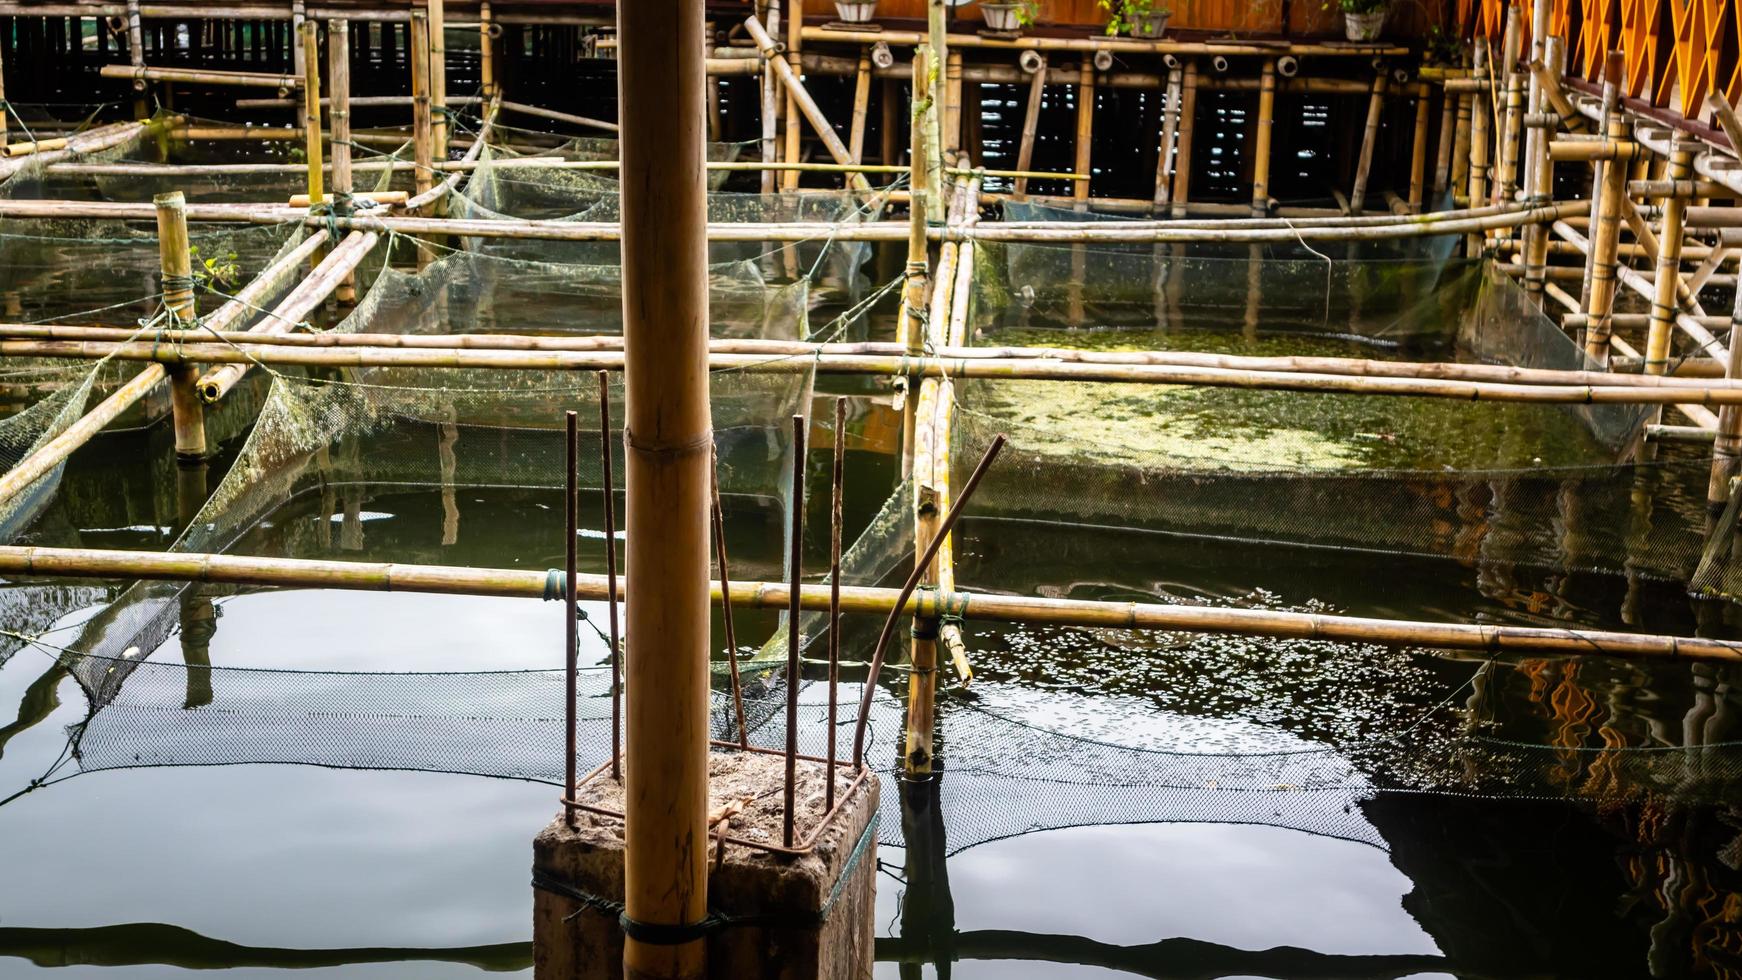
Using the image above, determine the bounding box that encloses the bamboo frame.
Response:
[1644,142,1695,375]
[1073,59,1094,208]
[1013,54,1046,200]
[1408,80,1431,212]
[1252,60,1275,216]
[409,12,434,200]
[1465,45,1490,254]
[745,15,873,193]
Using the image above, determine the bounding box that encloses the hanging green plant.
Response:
[1098,0,1173,37]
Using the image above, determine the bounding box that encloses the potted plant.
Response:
[978,0,1039,33]
[833,0,878,24]
[1099,0,1171,38]
[1331,0,1388,41]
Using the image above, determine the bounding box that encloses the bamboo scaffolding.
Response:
[744,15,873,193]
[499,100,618,134]
[1408,80,1430,212]
[9,542,1740,660]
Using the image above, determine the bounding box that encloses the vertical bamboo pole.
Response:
[409,13,434,201]
[1251,59,1275,216]
[1170,60,1198,217]
[1496,1,1524,205]
[290,0,306,76]
[782,0,802,192]
[944,49,963,159]
[328,19,354,304]
[847,50,871,189]
[155,191,204,461]
[1013,55,1046,200]
[1521,0,1550,207]
[1153,64,1182,214]
[880,77,900,167]
[1582,49,1623,308]
[1644,140,1694,376]
[1350,69,1386,215]
[1449,74,1472,195]
[1465,45,1490,253]
[1073,59,1094,209]
[1521,36,1563,302]
[126,0,146,119]
[927,0,947,182]
[619,0,711,968]
[1582,52,1629,362]
[1710,281,1742,509]
[479,2,495,100]
[1408,81,1431,211]
[427,0,447,159]
[898,53,931,478]
[760,4,780,194]
[1433,83,1455,194]
[297,20,323,208]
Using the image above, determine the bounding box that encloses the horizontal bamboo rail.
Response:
[2,544,1738,664]
[16,339,1742,404]
[100,64,302,90]
[798,26,1408,58]
[12,325,1742,395]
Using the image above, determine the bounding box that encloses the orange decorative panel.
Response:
[1659,0,1721,114]
[1619,0,1665,98]
[1577,0,1619,80]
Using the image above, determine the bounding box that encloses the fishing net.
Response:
[451,141,881,285]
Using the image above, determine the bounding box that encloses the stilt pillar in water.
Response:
[1644,140,1694,376]
[1251,59,1275,216]
[1169,59,1198,217]
[532,756,879,980]
[1582,52,1628,363]
[1350,67,1386,215]
[154,191,205,461]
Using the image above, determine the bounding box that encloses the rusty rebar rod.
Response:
[853,434,1006,769]
[784,414,806,848]
[598,370,621,782]
[711,448,748,748]
[827,396,845,811]
[564,410,579,827]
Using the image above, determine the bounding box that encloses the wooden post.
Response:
[1350,69,1386,215]
[1465,45,1490,253]
[1074,59,1094,209]
[1170,59,1198,216]
[1582,52,1629,362]
[782,0,802,192]
[1644,141,1695,376]
[327,19,355,304]
[848,50,871,189]
[300,20,323,208]
[1251,59,1276,216]
[1013,55,1046,200]
[1408,81,1431,211]
[1154,64,1182,213]
[410,13,434,201]
[428,0,448,159]
[291,0,307,76]
[479,2,496,100]
[618,0,711,974]
[155,192,204,460]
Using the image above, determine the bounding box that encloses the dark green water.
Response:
[1,260,1740,979]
